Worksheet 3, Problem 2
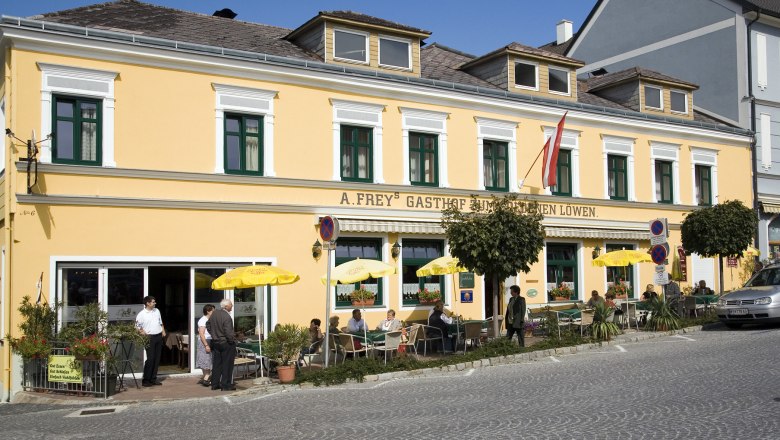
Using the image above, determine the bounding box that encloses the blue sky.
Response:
[1,1,596,56]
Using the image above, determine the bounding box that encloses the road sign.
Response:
[650,235,666,246]
[654,269,669,285]
[319,216,339,242]
[650,219,666,236]
[650,244,668,265]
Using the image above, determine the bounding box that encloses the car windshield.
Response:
[745,267,780,287]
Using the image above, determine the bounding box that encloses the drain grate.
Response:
[66,406,126,418]
[80,408,116,416]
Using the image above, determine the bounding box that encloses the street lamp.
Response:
[391,241,401,260]
[312,240,323,261]
[592,246,601,260]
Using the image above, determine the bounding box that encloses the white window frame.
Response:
[691,146,718,205]
[542,127,581,197]
[760,113,772,170]
[378,34,412,70]
[38,63,118,167]
[643,85,663,111]
[212,83,277,176]
[650,141,681,204]
[333,28,369,64]
[669,89,688,114]
[400,107,448,187]
[548,66,571,96]
[331,99,385,183]
[476,117,518,192]
[514,59,539,91]
[757,33,767,90]
[602,135,636,201]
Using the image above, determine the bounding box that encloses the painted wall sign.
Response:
[338,191,598,217]
[459,272,475,288]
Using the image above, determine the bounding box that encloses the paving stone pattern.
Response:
[1,324,779,439]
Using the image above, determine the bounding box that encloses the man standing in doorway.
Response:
[136,295,166,387]
[207,299,236,391]
[505,285,526,348]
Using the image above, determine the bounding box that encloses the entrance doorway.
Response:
[148,266,190,372]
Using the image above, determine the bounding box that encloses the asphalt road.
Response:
[2,324,779,439]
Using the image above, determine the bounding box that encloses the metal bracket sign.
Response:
[319,216,339,242]
[650,244,668,265]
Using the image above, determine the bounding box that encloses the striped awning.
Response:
[762,203,780,214]
[333,218,650,240]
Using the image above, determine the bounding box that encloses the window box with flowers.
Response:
[66,334,110,361]
[350,286,376,307]
[417,288,441,304]
[549,283,574,301]
[607,280,632,299]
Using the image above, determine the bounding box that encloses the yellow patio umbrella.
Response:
[742,246,760,258]
[211,265,300,378]
[320,258,396,286]
[194,272,215,289]
[416,255,467,314]
[592,249,653,267]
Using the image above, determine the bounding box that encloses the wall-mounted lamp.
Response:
[391,241,401,260]
[312,239,323,261]
[592,246,601,260]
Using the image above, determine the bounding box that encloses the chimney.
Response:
[213,8,237,19]
[556,19,573,45]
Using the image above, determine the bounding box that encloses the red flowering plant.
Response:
[6,296,57,360]
[9,336,52,359]
[607,279,632,298]
[417,288,442,303]
[66,334,110,359]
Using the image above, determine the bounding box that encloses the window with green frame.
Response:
[52,95,101,165]
[695,165,712,206]
[409,132,438,186]
[655,160,673,203]
[483,140,508,191]
[401,240,444,306]
[608,154,628,200]
[606,243,635,298]
[341,125,372,182]
[224,114,263,175]
[551,149,572,196]
[334,238,382,307]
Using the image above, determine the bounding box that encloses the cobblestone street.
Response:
[2,324,779,439]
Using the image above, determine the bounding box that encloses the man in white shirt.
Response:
[135,295,166,387]
[427,300,454,325]
[347,309,366,333]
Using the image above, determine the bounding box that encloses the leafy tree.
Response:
[680,200,757,293]
[442,195,545,336]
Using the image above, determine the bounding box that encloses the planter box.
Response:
[553,296,570,301]
[418,299,439,305]
[94,374,118,397]
[351,299,375,307]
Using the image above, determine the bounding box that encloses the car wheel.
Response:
[724,323,743,329]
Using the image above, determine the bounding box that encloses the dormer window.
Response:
[644,85,662,110]
[670,90,688,114]
[334,29,368,63]
[548,67,570,94]
[514,61,538,90]
[379,36,411,69]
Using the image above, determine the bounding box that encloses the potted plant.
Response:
[590,302,622,341]
[607,279,631,299]
[549,283,573,301]
[350,286,376,307]
[523,321,540,337]
[106,321,148,364]
[417,288,441,304]
[6,296,57,360]
[67,333,110,360]
[263,323,309,383]
[645,297,681,332]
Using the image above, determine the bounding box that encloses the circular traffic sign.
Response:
[319,216,339,242]
[650,244,668,265]
[650,220,665,236]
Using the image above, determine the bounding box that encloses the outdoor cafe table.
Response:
[693,294,719,304]
[349,331,386,345]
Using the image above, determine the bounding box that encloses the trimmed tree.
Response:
[442,195,545,337]
[680,200,757,293]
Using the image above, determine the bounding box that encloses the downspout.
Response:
[1,43,12,402]
[746,11,760,252]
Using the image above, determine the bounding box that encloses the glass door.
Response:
[106,268,146,371]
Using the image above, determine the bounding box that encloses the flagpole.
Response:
[518,112,567,190]
[518,142,548,189]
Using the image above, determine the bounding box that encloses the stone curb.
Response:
[12,325,706,405]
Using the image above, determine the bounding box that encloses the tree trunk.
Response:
[492,274,500,339]
[718,256,724,294]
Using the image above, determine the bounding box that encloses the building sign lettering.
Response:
[338,191,597,218]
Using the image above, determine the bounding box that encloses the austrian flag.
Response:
[542,112,567,188]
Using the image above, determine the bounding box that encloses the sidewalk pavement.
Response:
[10,327,691,406]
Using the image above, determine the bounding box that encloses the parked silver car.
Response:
[715,263,780,328]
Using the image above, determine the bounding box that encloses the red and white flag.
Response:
[542,112,567,188]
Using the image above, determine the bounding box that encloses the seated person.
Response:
[641,284,659,301]
[304,318,323,352]
[427,302,454,353]
[347,309,367,333]
[693,280,713,295]
[586,290,605,308]
[376,309,402,332]
[427,300,454,325]
[328,316,342,335]
[604,292,623,316]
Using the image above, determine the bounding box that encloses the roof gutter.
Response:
[746,10,760,248]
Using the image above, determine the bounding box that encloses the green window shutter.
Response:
[340,125,373,182]
[483,140,508,192]
[608,154,628,200]
[409,132,439,186]
[52,95,102,166]
[551,149,572,196]
[224,114,263,175]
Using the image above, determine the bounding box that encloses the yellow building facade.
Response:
[0,5,753,397]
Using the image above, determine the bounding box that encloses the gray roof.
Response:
[740,0,780,18]
[538,38,574,56]
[317,10,430,35]
[585,67,699,91]
[8,0,742,133]
[463,41,584,69]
